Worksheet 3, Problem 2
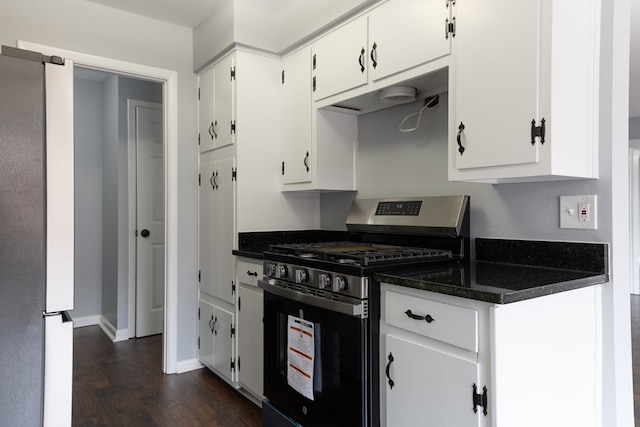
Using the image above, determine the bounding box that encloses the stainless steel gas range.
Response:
[260,196,470,427]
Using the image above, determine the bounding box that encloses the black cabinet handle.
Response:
[457,121,465,155]
[209,171,216,190]
[385,352,395,389]
[405,309,435,323]
[209,315,214,333]
[304,151,310,173]
[212,316,218,335]
[247,271,258,277]
[208,121,215,140]
[358,48,365,73]
[370,42,378,69]
[213,119,218,139]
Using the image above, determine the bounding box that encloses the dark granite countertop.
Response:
[375,261,608,304]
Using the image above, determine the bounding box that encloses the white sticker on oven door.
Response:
[287,315,315,401]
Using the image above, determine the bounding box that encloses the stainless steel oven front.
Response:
[260,278,375,427]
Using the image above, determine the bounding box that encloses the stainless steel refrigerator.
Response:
[0,46,74,426]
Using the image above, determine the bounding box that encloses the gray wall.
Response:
[71,77,103,320]
[321,94,606,246]
[630,116,640,139]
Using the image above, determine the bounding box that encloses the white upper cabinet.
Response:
[368,0,450,83]
[281,46,357,192]
[312,15,369,101]
[449,0,600,183]
[198,53,236,153]
[312,0,451,104]
[281,46,313,186]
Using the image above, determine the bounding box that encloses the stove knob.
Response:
[333,276,348,292]
[318,273,332,289]
[275,264,288,279]
[264,263,273,277]
[295,269,308,283]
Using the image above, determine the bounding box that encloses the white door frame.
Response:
[127,100,164,338]
[630,139,640,295]
[18,40,179,374]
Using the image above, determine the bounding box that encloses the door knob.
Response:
[140,229,150,238]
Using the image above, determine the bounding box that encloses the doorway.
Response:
[19,40,180,374]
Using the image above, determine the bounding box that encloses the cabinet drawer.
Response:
[237,260,261,287]
[384,290,478,352]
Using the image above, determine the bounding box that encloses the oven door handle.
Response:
[259,280,367,319]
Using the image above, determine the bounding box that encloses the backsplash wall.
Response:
[320,93,612,252]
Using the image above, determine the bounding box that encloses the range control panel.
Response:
[375,200,422,216]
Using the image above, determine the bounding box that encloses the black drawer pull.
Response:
[405,309,435,323]
[247,270,258,277]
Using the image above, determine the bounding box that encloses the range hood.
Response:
[324,67,448,116]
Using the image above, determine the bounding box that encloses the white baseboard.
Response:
[72,315,101,328]
[98,316,130,342]
[177,358,204,374]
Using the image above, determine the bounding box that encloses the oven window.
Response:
[265,292,367,427]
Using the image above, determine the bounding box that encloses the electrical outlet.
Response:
[560,195,597,229]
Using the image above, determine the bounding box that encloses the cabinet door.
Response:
[198,299,215,368]
[214,54,235,150]
[199,157,236,303]
[211,157,236,304]
[198,67,215,153]
[198,159,217,297]
[237,284,264,397]
[213,304,235,383]
[384,334,482,426]
[368,0,450,82]
[312,15,368,101]
[281,47,313,185]
[453,0,540,170]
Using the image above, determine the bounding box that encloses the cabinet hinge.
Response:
[198,173,201,186]
[230,358,235,371]
[472,384,488,416]
[312,54,317,70]
[237,356,241,371]
[231,120,236,134]
[530,118,546,145]
[198,307,200,319]
[446,0,455,7]
[198,270,201,282]
[281,161,285,176]
[445,16,456,39]
[198,336,200,349]
[198,133,200,145]
[281,70,285,85]
[231,324,235,338]
[232,168,237,181]
[198,87,200,100]
[312,76,316,92]
[232,281,236,294]
[230,66,236,80]
[238,296,241,311]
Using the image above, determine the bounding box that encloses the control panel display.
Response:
[375,201,422,216]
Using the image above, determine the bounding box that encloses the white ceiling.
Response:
[83,0,217,27]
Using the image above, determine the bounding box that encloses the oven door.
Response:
[261,280,369,427]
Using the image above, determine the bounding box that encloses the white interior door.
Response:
[135,103,165,337]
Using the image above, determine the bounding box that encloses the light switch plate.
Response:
[560,195,597,229]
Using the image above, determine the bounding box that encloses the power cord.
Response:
[398,95,440,132]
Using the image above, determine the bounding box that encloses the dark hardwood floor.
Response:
[75,299,640,426]
[72,326,262,426]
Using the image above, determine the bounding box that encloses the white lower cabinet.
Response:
[236,258,264,400]
[384,334,481,426]
[199,297,235,384]
[380,283,602,427]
